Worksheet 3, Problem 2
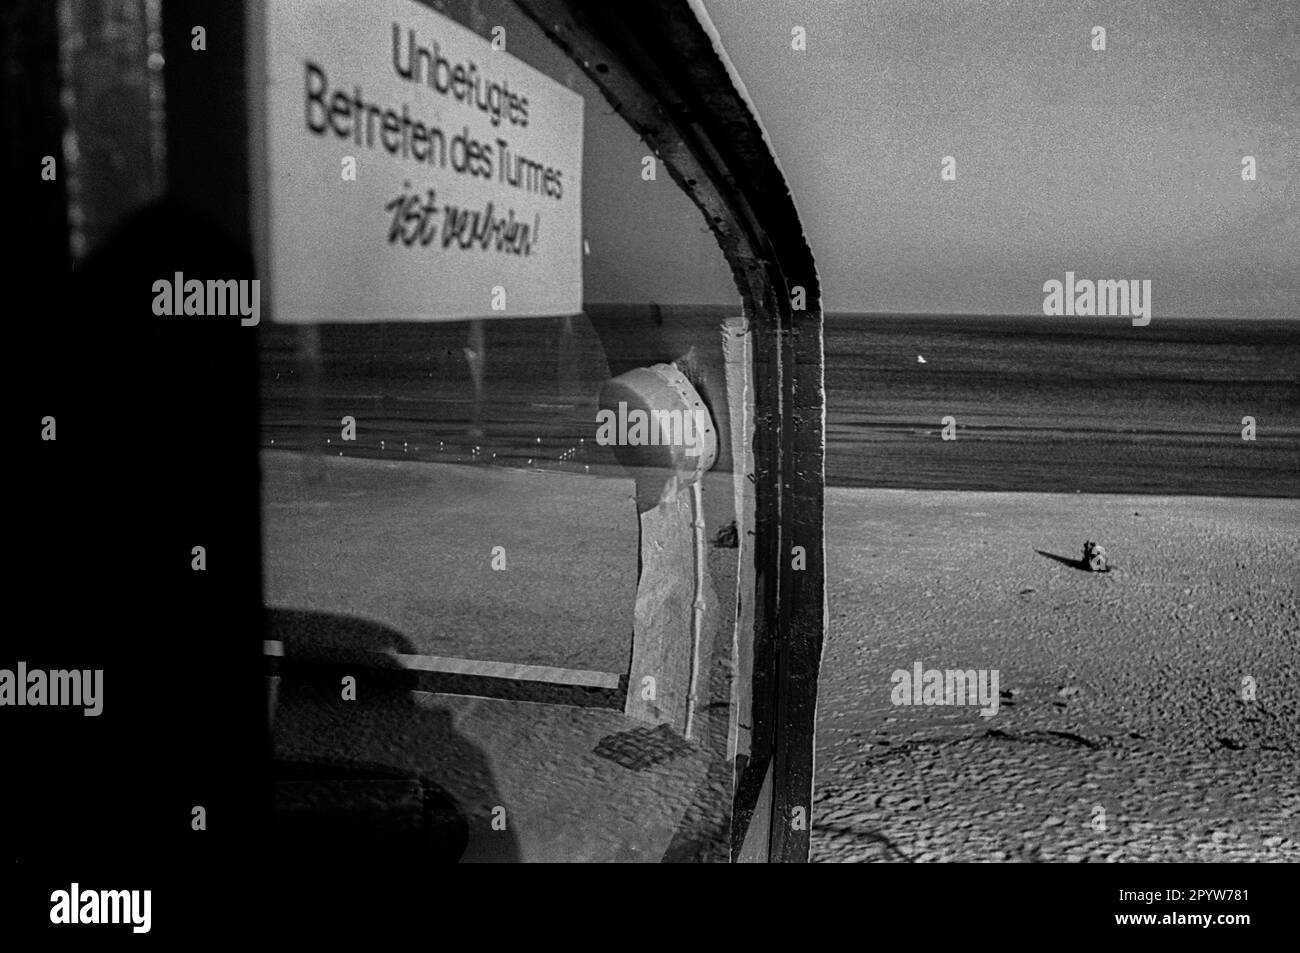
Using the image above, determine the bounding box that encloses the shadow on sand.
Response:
[1034,549,1090,572]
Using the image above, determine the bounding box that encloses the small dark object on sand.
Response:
[1082,540,1108,572]
[713,520,738,548]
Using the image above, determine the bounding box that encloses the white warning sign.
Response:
[251,0,584,322]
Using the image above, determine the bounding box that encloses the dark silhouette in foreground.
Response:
[268,607,521,862]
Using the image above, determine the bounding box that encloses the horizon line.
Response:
[583,303,1296,321]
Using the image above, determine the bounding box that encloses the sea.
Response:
[259,311,1299,498]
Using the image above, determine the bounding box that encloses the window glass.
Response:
[260,0,747,862]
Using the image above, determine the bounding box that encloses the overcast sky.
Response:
[702,0,1299,317]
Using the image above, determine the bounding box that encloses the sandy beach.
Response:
[262,451,1299,861]
[262,450,640,674]
[816,488,1300,862]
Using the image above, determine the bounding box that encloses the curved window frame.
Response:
[512,0,826,862]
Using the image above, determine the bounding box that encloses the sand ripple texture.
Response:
[814,490,1300,863]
